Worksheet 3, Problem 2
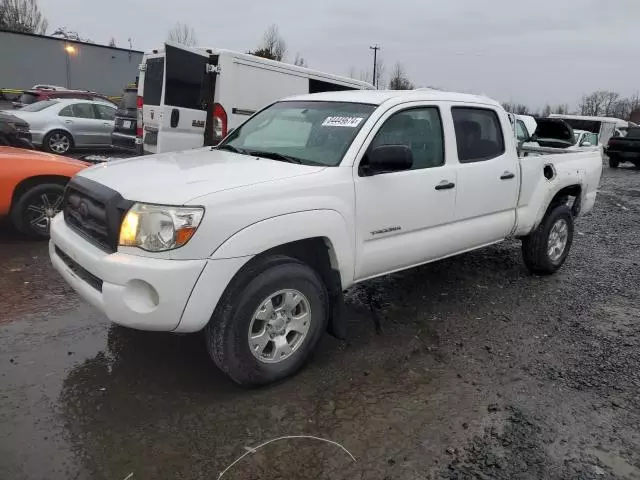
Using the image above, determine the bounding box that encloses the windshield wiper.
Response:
[215,144,247,154]
[246,150,305,164]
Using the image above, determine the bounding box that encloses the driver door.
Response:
[353,103,458,280]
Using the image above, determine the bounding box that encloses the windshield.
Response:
[19,100,58,112]
[220,101,376,166]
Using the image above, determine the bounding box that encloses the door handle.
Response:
[103,122,111,126]
[435,181,456,190]
[64,120,73,124]
[500,172,515,180]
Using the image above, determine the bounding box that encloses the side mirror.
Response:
[581,141,592,147]
[227,127,235,135]
[367,145,413,175]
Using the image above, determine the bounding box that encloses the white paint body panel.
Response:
[49,90,603,332]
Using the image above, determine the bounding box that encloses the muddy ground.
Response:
[1,165,639,480]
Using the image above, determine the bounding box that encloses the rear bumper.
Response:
[111,131,141,153]
[608,150,640,161]
[49,214,250,333]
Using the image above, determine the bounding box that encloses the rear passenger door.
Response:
[354,104,458,280]
[93,104,117,146]
[451,106,519,242]
[58,102,105,147]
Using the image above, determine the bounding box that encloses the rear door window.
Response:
[164,45,207,110]
[18,92,40,104]
[94,104,116,120]
[70,103,97,119]
[143,57,164,106]
[452,107,505,162]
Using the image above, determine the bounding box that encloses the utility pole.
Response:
[369,44,380,88]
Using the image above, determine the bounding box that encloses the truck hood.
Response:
[77,148,326,204]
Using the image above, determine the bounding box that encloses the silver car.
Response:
[6,99,116,154]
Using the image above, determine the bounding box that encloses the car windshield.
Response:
[19,100,59,112]
[219,101,376,166]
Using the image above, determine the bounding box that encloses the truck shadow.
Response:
[56,239,555,479]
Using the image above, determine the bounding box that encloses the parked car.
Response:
[137,43,373,154]
[606,126,640,168]
[5,99,117,154]
[13,89,116,109]
[111,85,140,153]
[0,146,88,237]
[0,112,34,148]
[31,85,68,91]
[49,90,602,386]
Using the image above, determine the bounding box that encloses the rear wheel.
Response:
[608,155,619,168]
[43,130,73,154]
[522,204,574,275]
[11,183,65,238]
[205,255,328,386]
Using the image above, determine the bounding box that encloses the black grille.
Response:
[55,246,103,292]
[63,177,133,253]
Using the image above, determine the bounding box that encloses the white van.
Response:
[137,43,374,154]
[547,114,630,146]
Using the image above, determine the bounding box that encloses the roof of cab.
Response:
[282,89,503,108]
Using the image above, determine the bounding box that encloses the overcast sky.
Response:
[38,0,640,110]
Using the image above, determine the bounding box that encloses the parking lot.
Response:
[0,164,639,480]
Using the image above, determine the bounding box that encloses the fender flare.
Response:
[532,180,583,230]
[210,209,355,287]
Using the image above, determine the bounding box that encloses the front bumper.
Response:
[49,214,250,332]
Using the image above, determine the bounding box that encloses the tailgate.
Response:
[608,138,640,153]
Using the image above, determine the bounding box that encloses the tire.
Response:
[609,155,619,168]
[521,204,574,275]
[205,255,328,386]
[43,130,73,154]
[11,183,65,238]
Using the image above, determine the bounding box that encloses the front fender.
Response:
[210,209,355,288]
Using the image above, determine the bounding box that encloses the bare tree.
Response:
[388,62,414,90]
[374,57,385,89]
[541,105,552,117]
[0,0,48,34]
[502,102,530,115]
[167,22,197,47]
[251,24,286,61]
[293,52,307,67]
[51,26,90,42]
[108,36,116,47]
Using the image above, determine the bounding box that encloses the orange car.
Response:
[0,147,89,237]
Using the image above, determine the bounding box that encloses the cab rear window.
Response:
[143,58,164,106]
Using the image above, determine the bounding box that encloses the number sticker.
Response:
[322,116,364,128]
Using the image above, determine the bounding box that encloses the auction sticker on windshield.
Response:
[322,116,364,127]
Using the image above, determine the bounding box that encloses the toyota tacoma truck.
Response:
[49,90,602,386]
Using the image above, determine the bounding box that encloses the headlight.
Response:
[119,203,204,252]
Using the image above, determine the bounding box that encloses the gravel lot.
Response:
[0,164,639,480]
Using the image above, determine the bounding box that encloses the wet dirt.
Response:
[1,166,639,479]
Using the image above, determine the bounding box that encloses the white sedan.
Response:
[5,99,116,154]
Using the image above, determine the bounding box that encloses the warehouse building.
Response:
[0,30,143,96]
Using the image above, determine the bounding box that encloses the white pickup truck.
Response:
[49,90,602,386]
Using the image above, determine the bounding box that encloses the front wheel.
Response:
[11,183,65,238]
[522,204,574,275]
[205,255,328,386]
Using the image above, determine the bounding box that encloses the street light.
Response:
[64,43,76,88]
